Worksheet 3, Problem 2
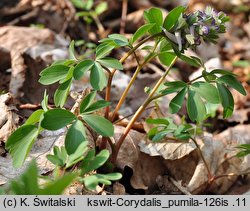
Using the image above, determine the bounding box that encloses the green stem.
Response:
[104,32,163,122]
[92,14,105,36]
[188,75,204,84]
[119,32,163,65]
[111,56,178,163]
[111,56,157,122]
[111,41,159,121]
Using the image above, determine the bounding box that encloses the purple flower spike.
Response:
[161,6,229,50]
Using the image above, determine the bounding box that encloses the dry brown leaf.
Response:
[112,182,126,195]
[0,26,69,103]
[114,126,142,170]
[130,152,165,192]
[139,140,196,160]
[113,126,165,192]
[0,93,19,142]
[187,126,250,194]
[0,26,53,99]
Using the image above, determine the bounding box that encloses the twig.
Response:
[120,0,128,34]
[190,137,213,181]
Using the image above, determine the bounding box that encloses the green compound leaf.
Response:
[41,90,49,112]
[209,69,236,76]
[146,118,170,125]
[152,130,173,142]
[143,8,163,35]
[39,65,70,85]
[8,159,77,194]
[65,120,87,155]
[90,62,107,91]
[191,81,220,104]
[130,23,155,44]
[39,173,78,195]
[80,91,97,113]
[96,43,115,59]
[73,60,94,80]
[9,160,39,194]
[162,81,187,95]
[41,109,76,130]
[217,83,234,118]
[82,173,122,190]
[158,52,176,67]
[169,87,187,114]
[24,109,44,125]
[178,54,202,67]
[66,141,89,168]
[217,75,246,96]
[81,149,109,175]
[47,146,67,167]
[82,114,114,137]
[71,0,93,9]
[163,6,186,31]
[97,57,123,70]
[6,125,39,168]
[187,89,206,122]
[69,40,77,60]
[108,34,129,47]
[83,100,111,113]
[54,79,72,108]
[236,144,250,157]
[95,2,107,15]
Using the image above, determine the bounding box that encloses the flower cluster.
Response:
[163,6,230,51]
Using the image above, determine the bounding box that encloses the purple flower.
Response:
[201,26,209,35]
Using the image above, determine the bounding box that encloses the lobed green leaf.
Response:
[187,89,206,122]
[217,75,246,96]
[130,23,155,44]
[24,109,44,125]
[69,40,77,60]
[163,6,186,31]
[65,120,87,155]
[83,100,111,113]
[108,34,129,47]
[143,8,163,35]
[66,141,89,168]
[54,79,72,108]
[169,87,187,114]
[217,83,234,118]
[90,62,107,91]
[96,43,115,59]
[158,52,176,66]
[81,149,109,175]
[82,114,114,137]
[162,81,187,95]
[41,109,76,130]
[191,81,220,104]
[73,60,94,80]
[80,91,97,113]
[95,2,107,15]
[6,125,39,168]
[97,57,123,70]
[39,65,70,85]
